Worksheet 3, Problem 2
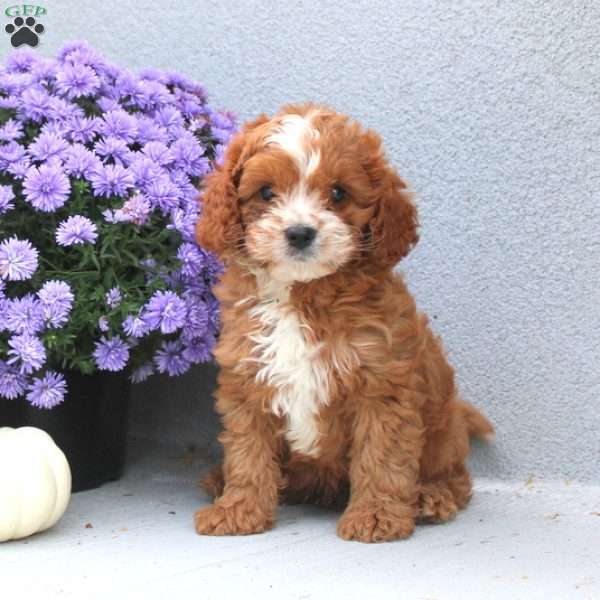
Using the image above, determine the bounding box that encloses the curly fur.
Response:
[194,103,493,543]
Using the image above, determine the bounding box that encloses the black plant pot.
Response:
[0,370,130,492]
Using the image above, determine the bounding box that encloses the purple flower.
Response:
[177,243,206,278]
[27,371,67,409]
[56,63,100,98]
[153,106,184,134]
[5,294,45,335]
[122,314,148,338]
[19,86,51,122]
[0,361,27,399]
[0,185,15,213]
[7,333,46,374]
[47,96,85,122]
[6,158,31,180]
[65,116,99,144]
[6,51,37,74]
[135,116,169,144]
[129,156,164,188]
[37,280,74,328]
[93,336,130,371]
[105,287,122,308]
[95,136,129,164]
[154,340,190,376]
[130,363,154,383]
[63,144,102,179]
[90,163,134,197]
[0,237,38,281]
[183,337,214,364]
[145,175,180,213]
[0,119,23,142]
[171,134,209,176]
[142,141,173,166]
[142,290,186,334]
[180,296,209,340]
[98,316,110,332]
[99,110,137,142]
[28,131,69,162]
[23,164,71,212]
[0,141,27,168]
[113,193,151,225]
[56,215,98,246]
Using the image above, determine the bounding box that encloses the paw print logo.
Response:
[5,16,45,48]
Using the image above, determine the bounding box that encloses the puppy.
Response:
[194,103,493,542]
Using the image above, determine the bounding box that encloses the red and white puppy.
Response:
[194,103,493,543]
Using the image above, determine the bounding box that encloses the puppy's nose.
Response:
[285,225,317,250]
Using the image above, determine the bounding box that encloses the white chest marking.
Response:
[247,284,329,456]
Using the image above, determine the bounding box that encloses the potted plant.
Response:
[0,42,234,491]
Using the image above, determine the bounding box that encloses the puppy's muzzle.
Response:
[285,225,317,251]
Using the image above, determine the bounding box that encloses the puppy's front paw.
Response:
[337,503,415,543]
[194,501,272,536]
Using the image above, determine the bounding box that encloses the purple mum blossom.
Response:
[153,105,184,135]
[128,79,172,110]
[97,96,121,113]
[171,134,209,176]
[142,141,173,166]
[180,296,209,340]
[129,156,164,188]
[0,96,18,110]
[47,96,85,122]
[98,316,110,332]
[177,243,206,278]
[27,371,67,409]
[90,163,134,197]
[0,141,27,169]
[145,175,180,213]
[5,294,45,335]
[113,193,152,226]
[6,51,37,74]
[95,136,129,164]
[23,164,70,212]
[66,116,100,144]
[2,72,33,95]
[99,110,137,142]
[182,336,213,364]
[30,58,57,84]
[56,215,98,246]
[142,290,187,334]
[6,158,31,180]
[169,203,198,242]
[0,360,28,399]
[93,336,130,371]
[56,62,100,98]
[28,131,69,162]
[130,363,154,383]
[0,185,14,213]
[122,314,148,338]
[37,280,74,328]
[105,287,122,308]
[154,340,190,376]
[0,119,23,142]
[7,333,46,374]
[0,237,38,281]
[19,86,51,122]
[63,144,102,179]
[135,115,169,144]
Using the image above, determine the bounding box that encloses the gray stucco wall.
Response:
[2,1,598,481]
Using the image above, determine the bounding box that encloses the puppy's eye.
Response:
[331,185,346,204]
[259,185,276,202]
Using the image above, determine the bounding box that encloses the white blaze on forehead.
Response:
[265,112,321,177]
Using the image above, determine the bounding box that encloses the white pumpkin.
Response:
[0,426,71,542]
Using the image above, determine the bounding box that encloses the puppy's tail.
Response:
[458,400,494,441]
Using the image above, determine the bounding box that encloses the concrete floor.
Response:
[2,440,599,600]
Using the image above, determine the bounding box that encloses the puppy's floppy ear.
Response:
[196,115,268,256]
[362,131,419,268]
